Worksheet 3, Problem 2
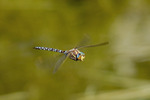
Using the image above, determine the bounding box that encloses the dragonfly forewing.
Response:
[53,53,70,73]
[76,42,109,49]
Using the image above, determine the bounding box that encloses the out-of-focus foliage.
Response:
[0,0,150,100]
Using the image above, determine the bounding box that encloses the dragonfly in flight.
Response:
[34,42,108,73]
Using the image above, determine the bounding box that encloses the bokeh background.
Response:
[1,0,150,100]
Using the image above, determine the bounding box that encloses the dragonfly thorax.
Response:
[67,48,85,61]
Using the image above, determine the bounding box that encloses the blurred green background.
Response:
[1,0,150,100]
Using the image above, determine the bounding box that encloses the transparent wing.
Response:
[76,42,109,49]
[74,34,90,48]
[35,53,64,71]
[53,53,70,73]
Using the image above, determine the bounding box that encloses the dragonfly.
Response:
[34,42,108,73]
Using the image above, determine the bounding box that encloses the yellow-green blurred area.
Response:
[1,0,150,100]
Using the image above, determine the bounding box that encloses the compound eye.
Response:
[77,53,80,58]
[80,52,85,55]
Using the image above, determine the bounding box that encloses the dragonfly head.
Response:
[77,52,85,61]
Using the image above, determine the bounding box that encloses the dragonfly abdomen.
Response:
[34,47,66,53]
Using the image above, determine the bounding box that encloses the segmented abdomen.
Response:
[34,47,66,53]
